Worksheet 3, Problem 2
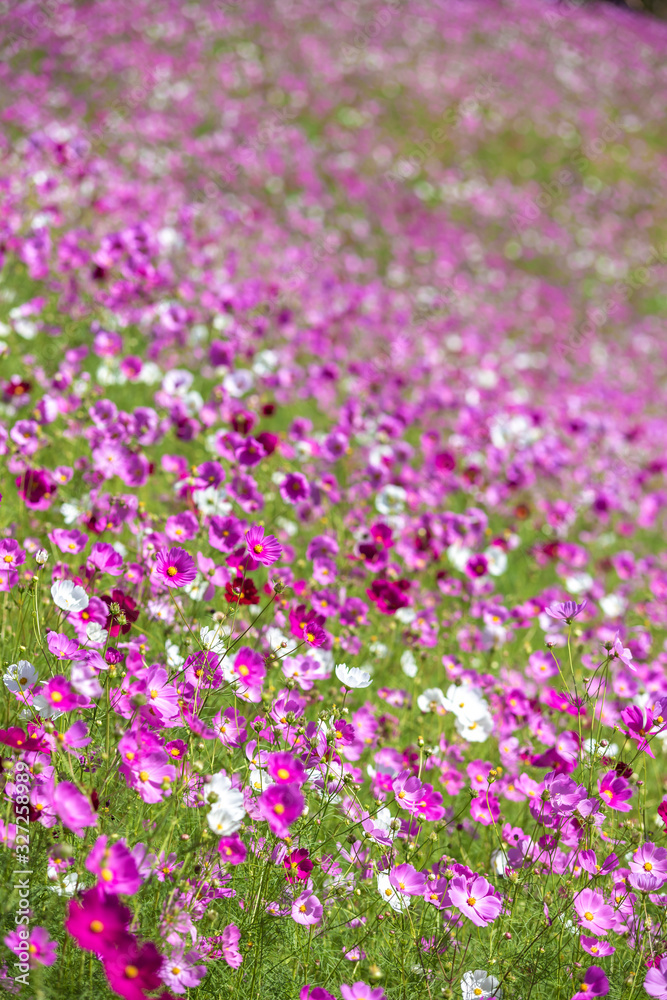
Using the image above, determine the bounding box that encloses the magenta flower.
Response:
[280,472,310,504]
[597,772,633,812]
[244,525,282,566]
[4,926,57,967]
[389,863,426,896]
[267,751,307,786]
[221,923,243,969]
[165,511,199,542]
[46,632,84,662]
[257,783,305,837]
[284,848,314,883]
[228,646,266,689]
[40,675,82,712]
[448,875,503,927]
[580,936,615,958]
[291,891,323,926]
[154,546,197,588]
[300,986,337,1000]
[161,948,207,992]
[574,889,615,936]
[629,842,667,889]
[102,938,163,1000]
[340,983,386,1000]
[545,600,587,623]
[65,886,132,956]
[571,966,609,1000]
[86,835,142,895]
[218,833,247,866]
[88,541,124,576]
[52,780,98,837]
[646,957,667,998]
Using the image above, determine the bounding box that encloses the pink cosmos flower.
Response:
[102,938,163,1000]
[300,986,337,1000]
[597,772,633,812]
[39,675,83,712]
[221,923,243,969]
[227,646,266,690]
[88,541,124,576]
[257,783,305,837]
[165,511,199,542]
[389,863,426,896]
[65,886,132,956]
[629,842,667,889]
[646,957,667,998]
[574,889,615,936]
[86,835,142,895]
[284,849,313,883]
[218,833,247,866]
[340,983,386,1000]
[291,892,323,925]
[244,525,282,566]
[4,926,57,967]
[52,780,98,837]
[154,547,197,588]
[580,936,615,958]
[570,966,609,1000]
[46,632,84,662]
[161,948,207,993]
[448,875,503,927]
[545,600,587,623]
[267,751,307,787]
[50,528,89,554]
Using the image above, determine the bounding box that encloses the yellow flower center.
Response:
[90,920,104,933]
[100,868,113,882]
[277,768,290,780]
[167,566,178,576]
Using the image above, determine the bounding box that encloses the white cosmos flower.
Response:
[205,772,246,836]
[455,711,494,743]
[335,663,372,689]
[374,484,407,515]
[417,687,447,714]
[200,625,228,655]
[447,542,472,572]
[484,546,508,576]
[3,660,38,693]
[461,969,502,999]
[29,694,63,721]
[443,683,489,722]
[400,650,418,679]
[162,369,194,396]
[86,623,108,644]
[565,572,593,594]
[377,872,410,912]
[51,579,89,613]
[48,871,80,897]
[192,486,231,516]
[165,641,185,669]
[223,369,254,397]
[599,593,626,618]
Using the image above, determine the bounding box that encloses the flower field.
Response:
[1,1,667,998]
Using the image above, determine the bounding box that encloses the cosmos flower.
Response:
[154,547,197,588]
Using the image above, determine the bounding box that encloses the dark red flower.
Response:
[366,578,410,615]
[101,589,139,636]
[225,577,260,605]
